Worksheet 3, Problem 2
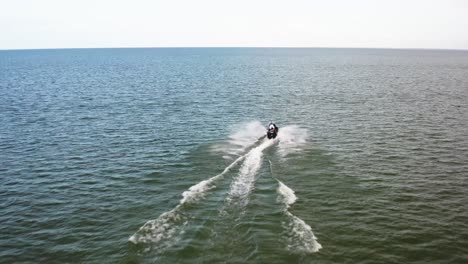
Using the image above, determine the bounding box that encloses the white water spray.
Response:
[276,125,309,158]
[211,121,266,160]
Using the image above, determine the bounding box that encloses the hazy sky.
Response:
[1,0,467,50]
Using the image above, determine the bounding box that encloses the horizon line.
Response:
[1,46,468,52]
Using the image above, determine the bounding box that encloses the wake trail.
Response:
[129,154,246,246]
[276,179,322,253]
[129,122,317,255]
[129,121,267,248]
[225,138,276,210]
[268,126,322,253]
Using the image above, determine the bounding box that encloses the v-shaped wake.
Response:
[129,122,321,255]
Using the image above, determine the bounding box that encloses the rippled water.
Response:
[1,48,467,263]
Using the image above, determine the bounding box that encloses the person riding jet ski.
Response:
[267,122,279,139]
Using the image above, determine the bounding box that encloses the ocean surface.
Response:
[1,48,467,264]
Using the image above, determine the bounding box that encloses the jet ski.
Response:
[267,123,279,139]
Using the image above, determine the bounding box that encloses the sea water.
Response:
[1,48,467,263]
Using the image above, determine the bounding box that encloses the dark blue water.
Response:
[1,48,467,263]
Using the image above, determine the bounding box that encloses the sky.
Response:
[1,0,467,50]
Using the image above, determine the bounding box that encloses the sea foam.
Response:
[277,180,297,207]
[276,179,322,253]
